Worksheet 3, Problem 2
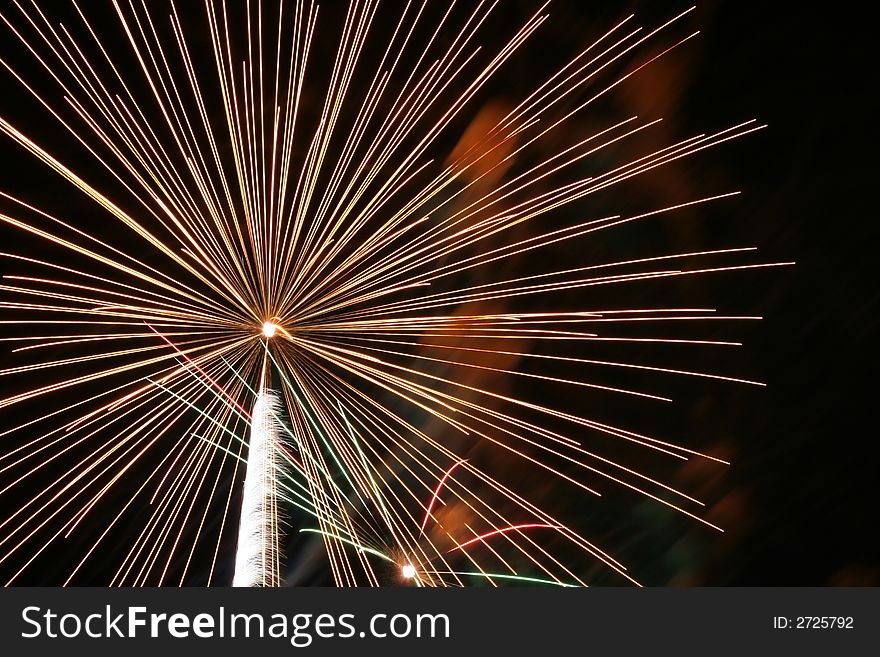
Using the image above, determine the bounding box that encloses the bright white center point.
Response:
[401,564,416,579]
[262,322,277,339]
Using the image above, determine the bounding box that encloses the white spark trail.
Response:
[233,389,283,587]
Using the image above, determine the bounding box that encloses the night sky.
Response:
[0,2,876,586]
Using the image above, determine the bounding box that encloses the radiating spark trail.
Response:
[0,1,787,586]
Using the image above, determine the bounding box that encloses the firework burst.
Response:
[0,1,789,586]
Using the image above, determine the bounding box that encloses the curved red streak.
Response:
[419,459,467,535]
[449,524,562,551]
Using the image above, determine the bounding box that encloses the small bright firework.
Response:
[0,1,789,586]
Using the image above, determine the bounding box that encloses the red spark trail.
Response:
[420,458,467,535]
[450,524,563,551]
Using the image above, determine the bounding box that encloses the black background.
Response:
[0,1,876,586]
